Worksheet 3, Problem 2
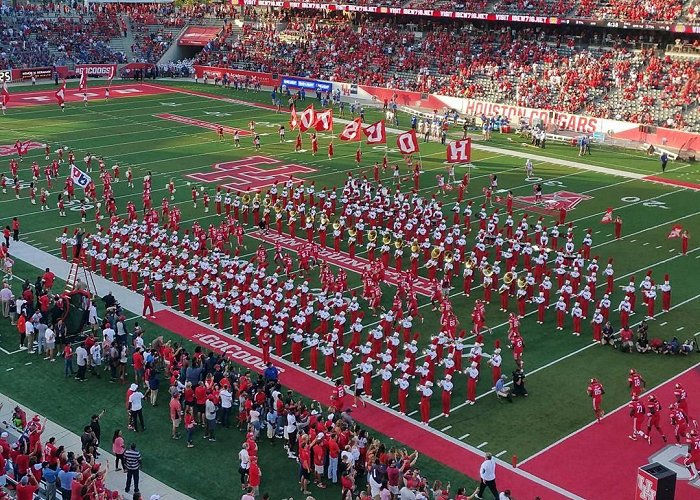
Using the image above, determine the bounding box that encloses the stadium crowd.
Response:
[194,11,700,130]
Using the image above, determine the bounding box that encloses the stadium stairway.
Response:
[0,393,192,500]
[112,14,138,63]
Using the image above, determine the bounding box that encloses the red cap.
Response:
[476,334,484,344]
[608,258,613,264]
[665,274,669,281]
[494,339,501,348]
[646,270,652,277]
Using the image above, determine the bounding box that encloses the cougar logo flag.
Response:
[396,129,419,154]
[55,82,66,106]
[314,109,333,131]
[70,165,92,189]
[600,208,613,224]
[446,138,472,163]
[299,105,316,132]
[339,118,362,142]
[364,120,386,144]
[1,81,9,106]
[78,70,88,91]
[667,224,683,239]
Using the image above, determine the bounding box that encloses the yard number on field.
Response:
[621,196,669,209]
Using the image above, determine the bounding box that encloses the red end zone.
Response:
[4,83,174,108]
[521,364,700,499]
[150,308,577,499]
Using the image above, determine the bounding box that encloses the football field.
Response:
[1,80,700,499]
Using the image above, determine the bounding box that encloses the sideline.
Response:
[0,392,191,500]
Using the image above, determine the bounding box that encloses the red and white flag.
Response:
[299,105,316,132]
[55,82,66,106]
[314,108,333,131]
[396,129,419,155]
[289,107,299,130]
[1,81,9,106]
[600,208,613,224]
[363,120,386,144]
[446,138,472,163]
[107,65,116,84]
[339,118,362,142]
[667,224,683,239]
[78,70,88,91]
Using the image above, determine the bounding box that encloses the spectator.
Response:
[128,383,146,432]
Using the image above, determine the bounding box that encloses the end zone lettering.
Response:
[193,333,284,372]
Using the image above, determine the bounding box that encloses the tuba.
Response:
[517,277,527,289]
[465,259,475,269]
[274,201,283,213]
[242,193,251,204]
[263,196,272,208]
[410,240,419,253]
[431,246,441,260]
[348,227,357,237]
[394,239,404,249]
[444,250,453,263]
[253,192,261,203]
[320,214,329,226]
[368,229,377,242]
[382,234,392,245]
[333,221,341,231]
[482,265,494,277]
[503,272,515,284]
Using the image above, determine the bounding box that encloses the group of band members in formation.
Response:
[48,165,679,425]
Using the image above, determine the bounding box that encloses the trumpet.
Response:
[431,246,442,259]
[517,277,527,289]
[394,239,404,249]
[368,229,378,242]
[503,272,515,284]
[382,234,392,245]
[482,265,494,277]
[410,240,420,253]
[444,250,454,263]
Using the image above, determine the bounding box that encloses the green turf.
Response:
[1,80,700,498]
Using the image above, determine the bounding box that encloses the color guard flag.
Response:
[55,82,66,106]
[1,81,9,106]
[363,120,386,144]
[667,224,683,239]
[314,108,333,131]
[70,165,92,189]
[396,129,419,154]
[600,208,613,224]
[298,105,316,132]
[446,138,472,163]
[289,107,299,130]
[339,118,362,142]
[78,70,88,91]
[107,65,116,84]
